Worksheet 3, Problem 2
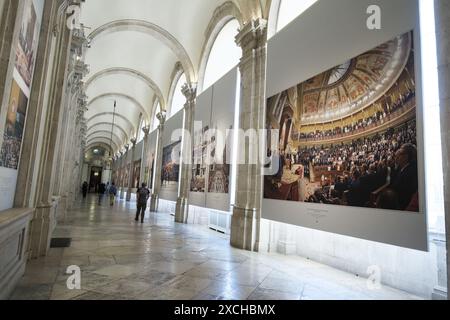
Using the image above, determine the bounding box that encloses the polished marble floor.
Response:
[10,196,422,300]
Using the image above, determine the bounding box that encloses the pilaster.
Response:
[435,0,450,300]
[230,18,267,251]
[150,113,166,212]
[126,138,137,201]
[175,83,197,224]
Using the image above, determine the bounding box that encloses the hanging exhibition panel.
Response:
[189,86,213,207]
[263,0,427,251]
[159,110,183,201]
[0,0,44,211]
[205,68,238,212]
[133,160,141,189]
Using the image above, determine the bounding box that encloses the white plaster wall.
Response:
[0,169,18,211]
[259,219,436,298]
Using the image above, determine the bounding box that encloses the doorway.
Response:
[89,167,103,193]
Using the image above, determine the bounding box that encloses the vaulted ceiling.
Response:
[80,0,235,155]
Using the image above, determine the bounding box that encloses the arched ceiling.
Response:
[80,0,231,154]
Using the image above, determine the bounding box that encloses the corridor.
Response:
[10,197,421,300]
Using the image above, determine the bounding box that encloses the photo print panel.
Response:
[189,86,213,207]
[206,68,239,212]
[146,130,157,189]
[0,80,29,170]
[15,0,44,89]
[264,0,427,251]
[160,109,183,201]
[266,31,419,213]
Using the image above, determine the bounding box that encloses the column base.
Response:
[120,188,125,199]
[29,203,57,259]
[277,240,297,255]
[175,197,189,224]
[150,194,159,212]
[56,195,67,222]
[230,206,260,252]
[432,286,448,300]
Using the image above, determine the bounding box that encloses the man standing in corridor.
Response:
[135,183,150,223]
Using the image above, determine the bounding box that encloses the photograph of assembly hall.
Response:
[265,31,419,212]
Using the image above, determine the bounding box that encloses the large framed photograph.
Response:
[15,0,40,88]
[161,140,181,187]
[190,125,209,193]
[265,31,419,213]
[0,80,29,169]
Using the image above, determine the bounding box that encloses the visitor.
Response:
[98,182,106,205]
[82,181,88,199]
[109,182,117,206]
[135,183,150,223]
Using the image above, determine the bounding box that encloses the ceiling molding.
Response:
[87,137,120,151]
[88,93,150,121]
[85,142,115,154]
[88,122,130,141]
[87,113,136,134]
[86,131,124,147]
[85,67,165,108]
[88,19,196,83]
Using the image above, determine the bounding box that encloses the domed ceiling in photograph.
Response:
[300,32,412,124]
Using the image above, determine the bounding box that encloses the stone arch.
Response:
[197,1,244,93]
[85,142,116,154]
[88,93,150,122]
[85,68,165,109]
[86,138,120,151]
[86,113,137,135]
[86,131,124,147]
[88,19,196,84]
[87,122,130,142]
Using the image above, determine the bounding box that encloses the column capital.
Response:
[156,111,167,127]
[235,18,268,55]
[130,138,137,147]
[124,144,130,151]
[182,83,197,103]
[142,125,150,137]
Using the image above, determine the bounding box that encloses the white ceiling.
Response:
[80,0,228,154]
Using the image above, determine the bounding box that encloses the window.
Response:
[203,19,241,91]
[137,118,145,143]
[151,103,160,131]
[170,73,186,117]
[276,0,318,33]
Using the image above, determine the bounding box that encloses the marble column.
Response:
[140,126,150,186]
[28,4,74,259]
[175,83,197,224]
[150,113,166,212]
[230,18,267,252]
[126,138,137,201]
[120,146,129,200]
[435,0,450,300]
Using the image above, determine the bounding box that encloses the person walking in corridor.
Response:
[82,181,88,199]
[109,182,117,206]
[98,182,106,205]
[135,183,150,223]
